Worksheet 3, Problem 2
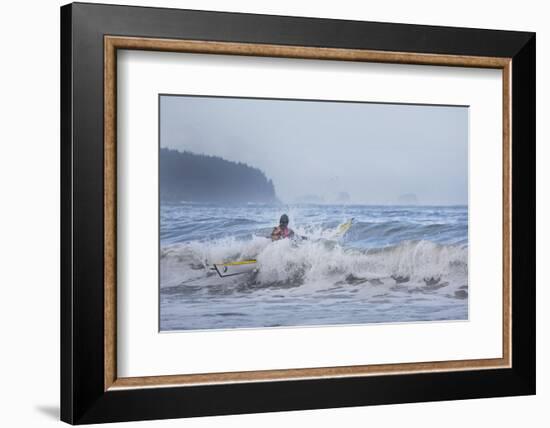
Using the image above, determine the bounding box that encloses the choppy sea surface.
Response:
[160,203,468,331]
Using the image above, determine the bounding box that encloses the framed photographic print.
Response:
[60,2,536,424]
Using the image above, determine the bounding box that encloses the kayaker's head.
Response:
[279,214,289,228]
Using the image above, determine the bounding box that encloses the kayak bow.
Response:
[213,259,257,277]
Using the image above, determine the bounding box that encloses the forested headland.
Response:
[160,148,279,204]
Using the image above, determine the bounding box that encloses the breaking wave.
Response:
[160,234,467,291]
[159,204,469,329]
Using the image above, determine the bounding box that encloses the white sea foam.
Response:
[159,204,469,330]
[161,234,467,291]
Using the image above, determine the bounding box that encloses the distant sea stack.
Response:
[160,148,279,204]
[397,193,419,205]
[295,194,325,204]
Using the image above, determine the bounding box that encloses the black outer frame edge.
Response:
[510,34,536,392]
[70,1,533,57]
[60,2,536,424]
[79,370,534,425]
[60,4,74,425]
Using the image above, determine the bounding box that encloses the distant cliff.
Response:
[397,193,419,205]
[160,148,279,203]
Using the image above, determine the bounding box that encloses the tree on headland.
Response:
[160,148,279,204]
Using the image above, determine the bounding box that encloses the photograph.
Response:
[159,95,469,331]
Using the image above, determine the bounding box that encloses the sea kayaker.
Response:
[271,214,295,241]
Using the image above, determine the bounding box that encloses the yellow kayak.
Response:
[333,218,354,238]
[212,219,353,277]
[213,259,257,277]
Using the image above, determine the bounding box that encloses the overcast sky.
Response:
[160,95,468,205]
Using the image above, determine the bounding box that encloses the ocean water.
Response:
[160,203,468,331]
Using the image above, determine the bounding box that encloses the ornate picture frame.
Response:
[61,2,535,424]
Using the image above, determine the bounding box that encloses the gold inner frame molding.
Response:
[104,35,512,391]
